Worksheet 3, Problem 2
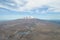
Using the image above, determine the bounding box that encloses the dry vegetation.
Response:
[0,19,60,40]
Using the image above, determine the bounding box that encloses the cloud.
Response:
[0,0,60,13]
[23,16,34,19]
[48,0,60,12]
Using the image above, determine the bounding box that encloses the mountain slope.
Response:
[0,18,60,40]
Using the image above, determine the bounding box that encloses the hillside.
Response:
[0,18,60,40]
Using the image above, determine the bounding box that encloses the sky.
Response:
[0,0,60,20]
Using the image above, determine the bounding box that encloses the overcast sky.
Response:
[0,0,60,20]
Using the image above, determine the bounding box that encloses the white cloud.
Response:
[20,0,49,10]
[23,16,34,19]
[0,0,60,12]
[48,0,60,12]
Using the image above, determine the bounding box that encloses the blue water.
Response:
[50,20,60,24]
[45,20,60,24]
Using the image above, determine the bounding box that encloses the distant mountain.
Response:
[0,18,60,32]
[0,18,60,40]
